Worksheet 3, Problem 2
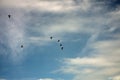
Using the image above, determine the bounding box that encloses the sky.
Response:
[0,0,120,80]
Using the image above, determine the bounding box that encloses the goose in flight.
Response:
[21,45,23,48]
[58,40,60,42]
[61,47,63,50]
[50,36,53,39]
[60,43,62,46]
[8,14,11,19]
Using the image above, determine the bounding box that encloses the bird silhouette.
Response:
[50,36,53,39]
[49,36,64,50]
[61,47,63,50]
[58,40,60,42]
[60,43,62,46]
[21,45,23,48]
[8,15,11,19]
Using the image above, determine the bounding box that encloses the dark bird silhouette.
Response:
[60,43,62,46]
[58,40,60,42]
[8,15,11,19]
[61,47,63,50]
[21,45,23,48]
[50,36,53,39]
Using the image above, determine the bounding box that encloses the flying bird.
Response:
[61,47,63,50]
[50,36,53,39]
[60,43,62,46]
[49,36,64,51]
[58,40,60,42]
[21,45,23,48]
[8,14,11,19]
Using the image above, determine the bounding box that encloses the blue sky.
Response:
[0,0,120,80]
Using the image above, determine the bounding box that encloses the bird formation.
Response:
[8,14,23,48]
[50,36,64,50]
[7,15,64,50]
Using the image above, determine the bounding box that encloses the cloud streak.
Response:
[0,0,91,12]
[37,78,54,80]
[59,37,120,80]
[50,1,120,80]
[0,8,28,63]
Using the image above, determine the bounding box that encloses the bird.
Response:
[8,14,11,19]
[49,36,64,50]
[60,43,62,46]
[50,36,53,39]
[61,47,63,50]
[58,40,60,42]
[21,45,23,48]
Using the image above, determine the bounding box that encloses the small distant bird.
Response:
[21,45,23,48]
[58,40,60,42]
[60,43,62,46]
[61,47,63,50]
[50,36,53,39]
[8,15,11,19]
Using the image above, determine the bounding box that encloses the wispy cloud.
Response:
[0,0,120,80]
[58,33,120,79]
[37,78,54,80]
[0,0,92,12]
[0,78,7,80]
[112,75,120,80]
[0,9,28,63]
[37,78,64,80]
[53,2,120,80]
[0,0,120,71]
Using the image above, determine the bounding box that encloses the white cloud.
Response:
[83,68,94,73]
[0,0,96,12]
[63,57,115,67]
[59,37,120,80]
[37,78,54,80]
[38,15,103,37]
[92,40,120,62]
[112,75,120,80]
[28,36,55,46]
[0,78,7,80]
[1,0,120,71]
[0,0,120,80]
[29,36,51,42]
[37,78,64,80]
[55,7,120,80]
[0,9,28,63]
[0,0,76,12]
[41,20,80,36]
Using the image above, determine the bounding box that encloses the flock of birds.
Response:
[8,14,64,50]
[50,36,64,50]
[8,14,24,48]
